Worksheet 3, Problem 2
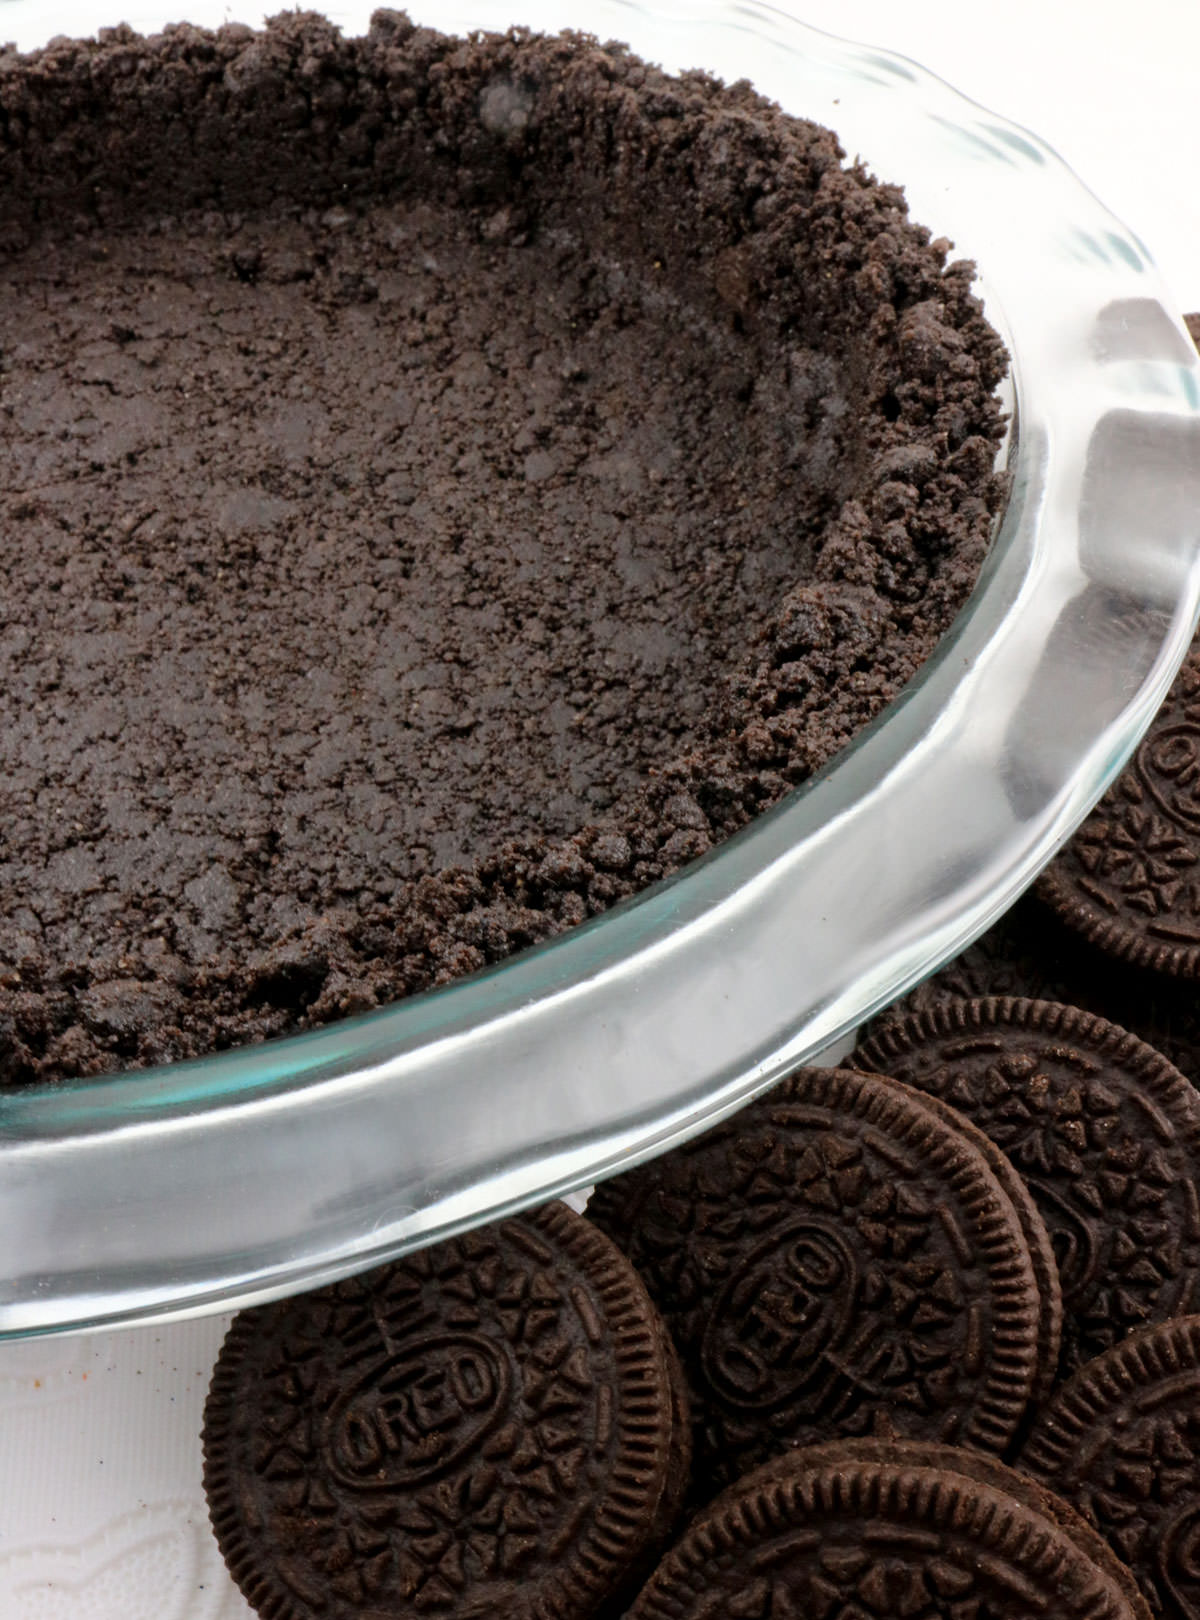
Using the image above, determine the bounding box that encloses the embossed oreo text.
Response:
[326,1332,510,1490]
[701,1221,857,1409]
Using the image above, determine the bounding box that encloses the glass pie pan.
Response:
[2,0,1200,1340]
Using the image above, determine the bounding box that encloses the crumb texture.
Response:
[0,11,1007,1084]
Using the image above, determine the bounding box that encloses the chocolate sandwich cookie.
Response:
[886,1076,1063,1403]
[1037,636,1200,979]
[786,1437,1151,1619]
[880,893,1200,1098]
[202,1201,690,1620]
[894,894,1095,1014]
[627,1439,1150,1620]
[1023,1316,1200,1619]
[588,1066,1048,1492]
[857,997,1200,1375]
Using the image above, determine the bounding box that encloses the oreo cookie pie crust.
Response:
[0,11,1007,1087]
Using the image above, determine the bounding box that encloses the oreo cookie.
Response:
[1038,637,1200,979]
[627,1439,1150,1620]
[894,893,1094,1013]
[588,1066,1049,1490]
[1023,1316,1200,1619]
[889,1074,1063,1403]
[798,1437,1150,1619]
[882,892,1200,1097]
[202,1201,689,1619]
[857,997,1200,1375]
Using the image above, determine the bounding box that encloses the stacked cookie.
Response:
[586,1056,1200,1620]
[203,1202,692,1619]
[204,424,1200,1615]
[202,1052,1200,1618]
[587,1064,1062,1488]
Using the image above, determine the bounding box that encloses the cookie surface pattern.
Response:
[202,1202,684,1619]
[881,1073,1062,1402]
[588,1066,1044,1488]
[1023,1315,1200,1620]
[787,1436,1151,1620]
[1038,641,1200,977]
[857,998,1200,1375]
[628,1440,1148,1620]
[882,894,1200,1099]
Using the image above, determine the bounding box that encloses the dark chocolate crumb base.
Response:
[0,12,1007,1086]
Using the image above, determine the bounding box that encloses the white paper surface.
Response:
[0,3,1195,1616]
[0,1318,252,1618]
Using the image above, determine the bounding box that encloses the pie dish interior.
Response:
[1,0,1198,1338]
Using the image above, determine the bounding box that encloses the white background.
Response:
[0,3,1196,1617]
[785,0,1200,314]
